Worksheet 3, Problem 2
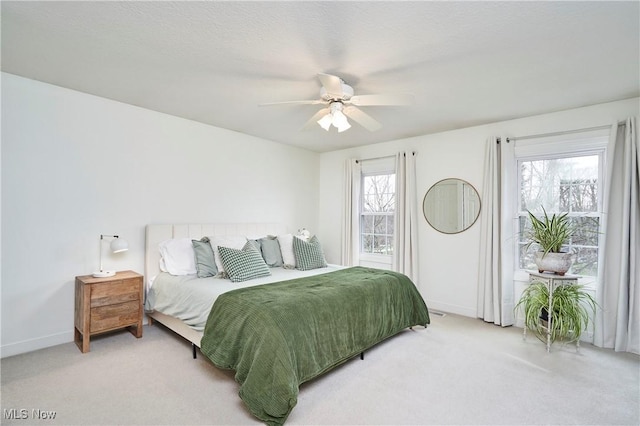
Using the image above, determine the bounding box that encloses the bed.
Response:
[145,223,430,425]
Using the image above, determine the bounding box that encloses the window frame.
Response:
[358,158,396,266]
[511,129,609,288]
[516,150,604,278]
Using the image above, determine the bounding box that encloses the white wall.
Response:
[1,73,320,357]
[3,72,637,357]
[318,97,639,319]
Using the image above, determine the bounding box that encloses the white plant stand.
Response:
[523,272,579,352]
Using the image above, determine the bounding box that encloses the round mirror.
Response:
[423,178,481,234]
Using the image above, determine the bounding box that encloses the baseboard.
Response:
[1,317,151,358]
[426,300,476,318]
[1,331,73,358]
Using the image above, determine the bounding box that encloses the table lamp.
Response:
[93,234,129,278]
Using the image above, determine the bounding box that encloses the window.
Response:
[361,172,395,255]
[357,157,396,263]
[515,132,606,278]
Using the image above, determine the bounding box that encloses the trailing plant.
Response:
[515,281,597,344]
[525,207,576,256]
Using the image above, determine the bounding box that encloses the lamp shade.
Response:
[332,110,351,132]
[317,114,332,131]
[110,238,129,253]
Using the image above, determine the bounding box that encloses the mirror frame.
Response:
[422,178,481,234]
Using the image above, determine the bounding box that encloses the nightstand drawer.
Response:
[91,280,140,308]
[91,280,140,307]
[90,301,140,333]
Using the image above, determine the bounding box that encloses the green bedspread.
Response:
[200,266,430,425]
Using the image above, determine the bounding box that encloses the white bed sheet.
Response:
[146,265,345,331]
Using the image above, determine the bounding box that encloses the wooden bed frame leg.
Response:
[192,343,197,359]
[360,352,364,360]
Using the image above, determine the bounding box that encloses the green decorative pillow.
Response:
[259,236,283,267]
[218,241,271,282]
[292,235,327,271]
[192,237,218,278]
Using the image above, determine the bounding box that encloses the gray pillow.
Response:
[245,239,261,252]
[292,235,327,271]
[259,236,283,267]
[192,237,218,278]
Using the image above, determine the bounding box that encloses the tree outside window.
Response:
[518,154,601,276]
[361,173,395,255]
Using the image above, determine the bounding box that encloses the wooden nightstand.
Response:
[74,270,143,353]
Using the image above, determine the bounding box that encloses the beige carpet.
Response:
[1,313,638,425]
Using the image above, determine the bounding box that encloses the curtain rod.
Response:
[500,121,625,143]
[355,152,416,163]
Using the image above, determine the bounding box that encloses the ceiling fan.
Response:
[260,73,414,133]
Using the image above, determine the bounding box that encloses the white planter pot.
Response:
[534,252,573,276]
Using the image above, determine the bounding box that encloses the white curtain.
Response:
[477,137,514,326]
[394,152,419,283]
[594,117,639,354]
[341,159,361,266]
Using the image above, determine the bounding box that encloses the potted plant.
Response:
[525,207,575,275]
[515,280,596,344]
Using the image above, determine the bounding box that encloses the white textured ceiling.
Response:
[2,1,639,152]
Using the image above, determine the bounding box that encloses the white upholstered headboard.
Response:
[144,223,287,287]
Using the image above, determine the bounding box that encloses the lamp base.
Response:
[92,270,116,278]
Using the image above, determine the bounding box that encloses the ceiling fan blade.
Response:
[343,106,382,132]
[348,93,414,106]
[317,73,344,98]
[260,99,325,106]
[301,108,330,130]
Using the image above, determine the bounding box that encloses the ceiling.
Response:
[2,1,639,153]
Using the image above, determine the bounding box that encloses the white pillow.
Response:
[158,238,197,276]
[277,233,303,269]
[208,235,248,273]
[159,257,168,272]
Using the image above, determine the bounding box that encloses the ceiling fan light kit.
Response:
[333,111,351,132]
[261,73,414,133]
[317,102,352,132]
